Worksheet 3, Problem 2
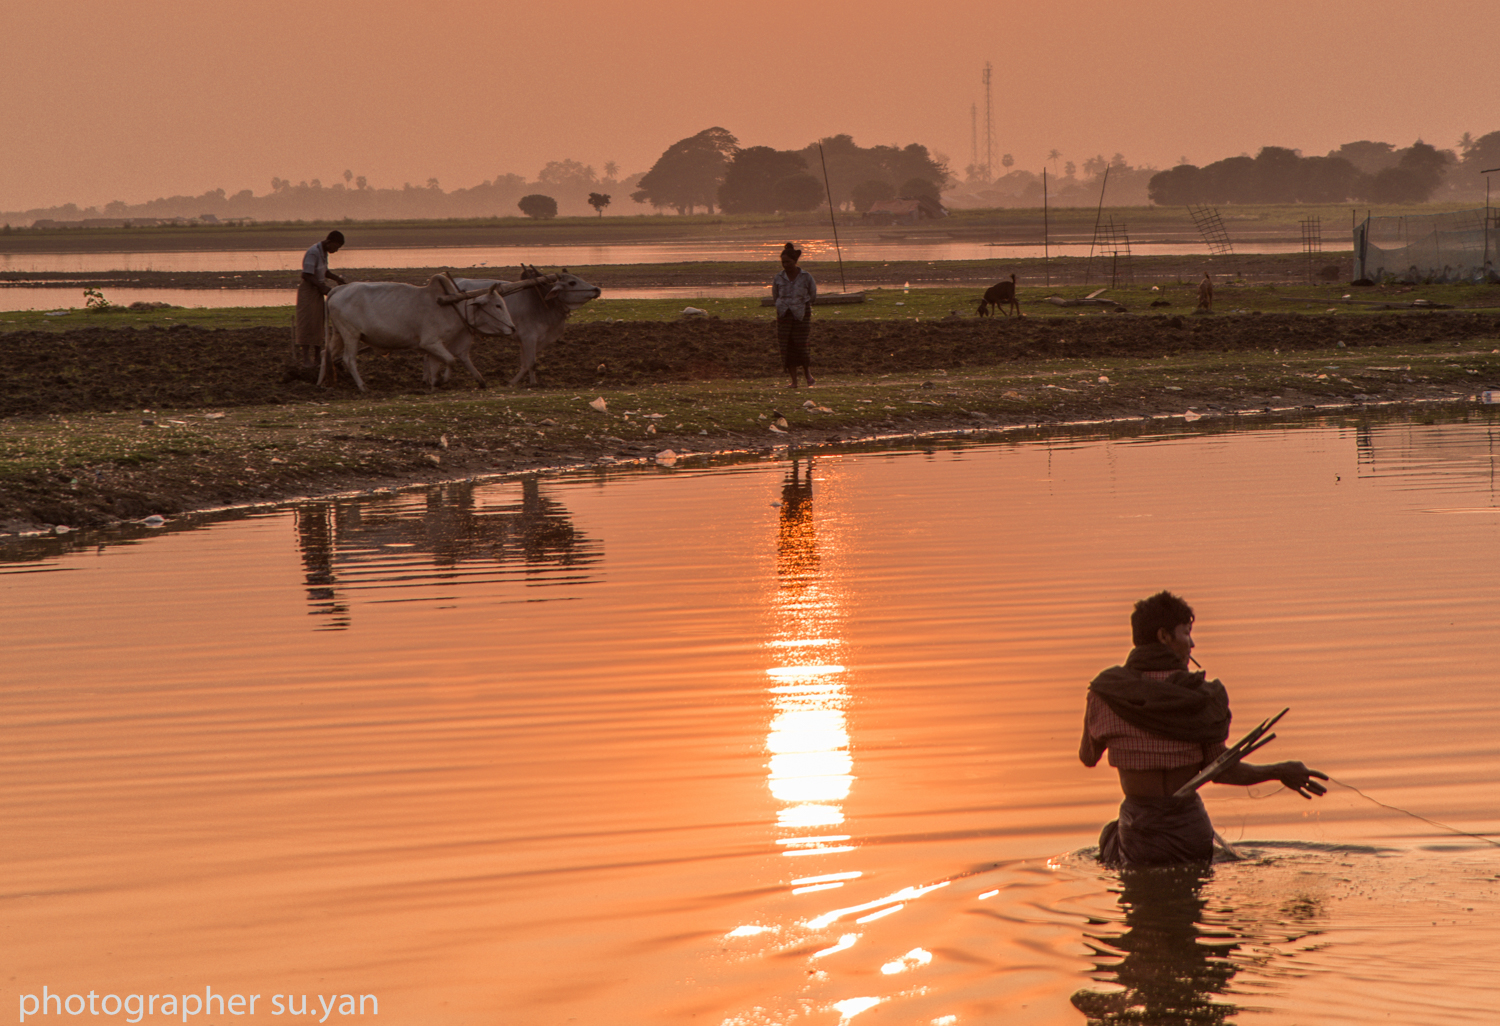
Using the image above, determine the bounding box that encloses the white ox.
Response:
[320,277,517,392]
[451,268,601,386]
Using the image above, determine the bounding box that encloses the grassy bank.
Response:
[6,276,1498,337]
[3,306,1498,536]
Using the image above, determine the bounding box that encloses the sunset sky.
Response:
[4,0,1498,212]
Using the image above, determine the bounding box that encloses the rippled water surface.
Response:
[3,416,1498,1025]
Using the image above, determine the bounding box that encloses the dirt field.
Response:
[3,311,1499,536]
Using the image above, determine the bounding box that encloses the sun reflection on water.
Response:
[765,458,856,864]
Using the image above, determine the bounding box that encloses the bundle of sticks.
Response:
[1174,707,1288,798]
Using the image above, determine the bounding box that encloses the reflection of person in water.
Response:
[294,504,349,629]
[1072,865,1239,1024]
[776,459,819,587]
[1079,591,1327,866]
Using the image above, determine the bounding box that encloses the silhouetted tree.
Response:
[538,159,598,189]
[1460,131,1500,175]
[1326,140,1398,175]
[632,127,738,214]
[850,178,896,212]
[1001,153,1014,169]
[1367,142,1448,203]
[796,135,945,209]
[1147,164,1203,205]
[773,173,824,212]
[1300,156,1363,202]
[1152,146,1374,205]
[900,177,940,203]
[355,176,367,190]
[587,192,611,216]
[1248,146,1302,202]
[602,160,620,182]
[718,146,807,214]
[518,194,558,219]
[343,169,353,187]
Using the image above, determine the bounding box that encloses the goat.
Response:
[977,273,1021,317]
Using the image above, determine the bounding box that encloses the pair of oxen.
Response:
[318,268,601,391]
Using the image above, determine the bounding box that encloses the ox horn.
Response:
[494,275,558,297]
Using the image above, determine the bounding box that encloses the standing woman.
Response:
[773,242,817,388]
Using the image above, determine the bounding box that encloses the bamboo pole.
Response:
[817,143,848,293]
[1043,168,1050,287]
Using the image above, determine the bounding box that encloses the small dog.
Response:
[1196,272,1214,311]
[977,273,1021,317]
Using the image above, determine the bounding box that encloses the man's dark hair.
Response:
[1131,590,1194,646]
[325,230,345,246]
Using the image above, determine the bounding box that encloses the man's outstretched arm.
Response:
[1215,760,1328,799]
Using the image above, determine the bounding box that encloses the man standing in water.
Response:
[1079,591,1327,865]
[772,241,816,388]
[297,230,348,368]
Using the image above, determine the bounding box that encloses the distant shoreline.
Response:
[1,253,1354,292]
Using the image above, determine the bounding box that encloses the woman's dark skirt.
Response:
[777,314,812,372]
[1098,793,1215,867]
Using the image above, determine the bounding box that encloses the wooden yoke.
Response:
[494,274,559,296]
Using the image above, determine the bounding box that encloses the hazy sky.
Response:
[4,0,1499,212]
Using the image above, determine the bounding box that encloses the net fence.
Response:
[1353,209,1499,283]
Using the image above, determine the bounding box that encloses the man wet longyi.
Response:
[1079,590,1327,866]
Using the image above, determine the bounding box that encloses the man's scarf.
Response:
[1088,643,1232,743]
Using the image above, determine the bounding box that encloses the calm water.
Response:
[3,416,1498,1026]
[0,238,1329,275]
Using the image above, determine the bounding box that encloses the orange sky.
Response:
[4,0,1498,212]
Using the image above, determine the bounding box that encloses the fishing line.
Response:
[1326,776,1500,849]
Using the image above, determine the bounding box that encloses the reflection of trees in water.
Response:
[293,477,600,630]
[1073,865,1240,1026]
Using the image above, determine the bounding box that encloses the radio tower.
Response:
[982,61,994,181]
[970,103,978,178]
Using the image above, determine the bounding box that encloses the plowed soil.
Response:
[5,311,1497,418]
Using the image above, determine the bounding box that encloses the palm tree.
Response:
[1048,149,1062,176]
[603,160,620,182]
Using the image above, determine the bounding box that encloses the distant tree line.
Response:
[14,128,1500,228]
[945,154,1158,209]
[627,128,949,215]
[3,160,643,227]
[1151,142,1426,205]
[944,131,1500,210]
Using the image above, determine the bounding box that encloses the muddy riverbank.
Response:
[3,312,1497,535]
